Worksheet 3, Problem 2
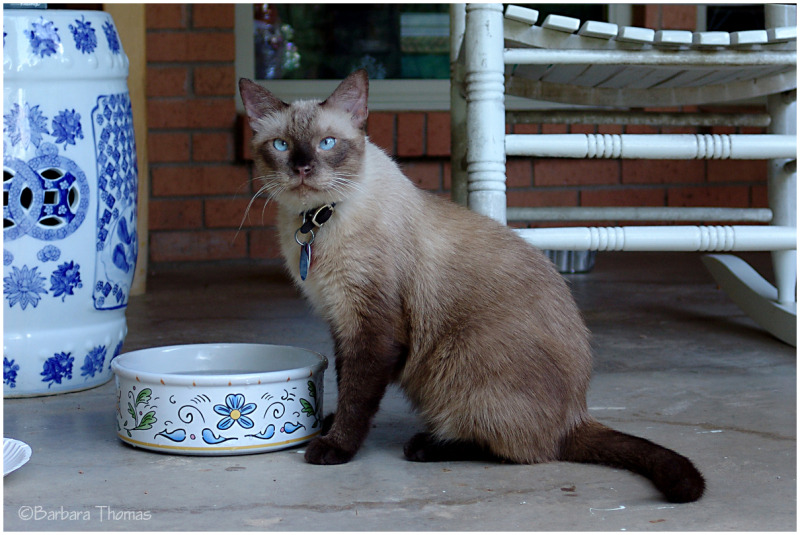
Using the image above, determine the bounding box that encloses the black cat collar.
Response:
[298,203,336,235]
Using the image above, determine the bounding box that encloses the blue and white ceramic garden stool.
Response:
[3,9,138,397]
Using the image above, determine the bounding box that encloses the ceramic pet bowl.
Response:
[111,344,327,456]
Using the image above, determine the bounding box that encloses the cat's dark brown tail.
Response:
[559,420,705,503]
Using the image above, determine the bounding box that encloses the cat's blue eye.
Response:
[273,139,288,152]
[319,137,336,151]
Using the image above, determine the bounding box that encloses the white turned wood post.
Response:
[516,225,796,252]
[464,3,507,223]
[767,4,797,304]
[450,4,468,207]
[505,134,796,159]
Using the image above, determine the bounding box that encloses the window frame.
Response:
[695,3,765,32]
[234,4,633,112]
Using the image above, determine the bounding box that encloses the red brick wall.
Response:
[146,4,250,264]
[144,4,769,267]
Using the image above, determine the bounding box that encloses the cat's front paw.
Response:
[304,437,354,465]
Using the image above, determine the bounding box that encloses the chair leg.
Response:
[703,255,796,346]
[464,3,507,224]
[765,0,798,307]
[703,90,797,346]
[768,90,797,305]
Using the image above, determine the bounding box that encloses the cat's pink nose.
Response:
[294,164,313,178]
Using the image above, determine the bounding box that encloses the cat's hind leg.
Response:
[403,432,500,463]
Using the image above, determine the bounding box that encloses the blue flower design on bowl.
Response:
[214,394,256,430]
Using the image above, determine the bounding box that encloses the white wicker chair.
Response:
[450,4,797,345]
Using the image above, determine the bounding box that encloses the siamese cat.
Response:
[239,70,705,503]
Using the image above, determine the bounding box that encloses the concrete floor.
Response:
[3,252,796,531]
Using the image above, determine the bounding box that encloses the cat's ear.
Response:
[323,69,369,130]
[239,78,289,124]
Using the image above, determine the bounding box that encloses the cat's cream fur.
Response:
[286,140,591,462]
[240,70,705,503]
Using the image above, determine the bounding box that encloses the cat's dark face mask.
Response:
[240,71,369,211]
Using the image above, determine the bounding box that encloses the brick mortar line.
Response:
[509,182,766,191]
[151,193,259,202]
[147,95,236,101]
[148,161,249,168]
[147,62,236,67]
[149,257,286,270]
[146,28,234,34]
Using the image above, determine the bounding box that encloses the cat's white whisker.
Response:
[262,184,287,221]
[235,181,282,241]
[330,175,365,197]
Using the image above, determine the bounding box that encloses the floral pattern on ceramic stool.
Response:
[3,9,136,397]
